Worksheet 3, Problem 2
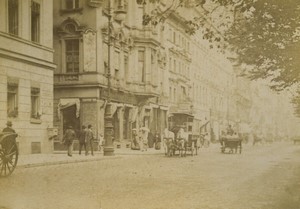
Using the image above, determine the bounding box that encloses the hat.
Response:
[6,121,12,126]
[68,125,73,129]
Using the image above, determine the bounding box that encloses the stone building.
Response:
[53,0,298,145]
[0,0,55,154]
[53,0,168,143]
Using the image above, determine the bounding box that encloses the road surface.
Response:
[0,142,300,209]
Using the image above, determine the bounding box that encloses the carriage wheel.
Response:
[0,143,18,177]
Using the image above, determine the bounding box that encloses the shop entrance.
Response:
[62,105,80,135]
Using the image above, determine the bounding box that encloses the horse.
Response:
[176,128,188,157]
[163,128,175,156]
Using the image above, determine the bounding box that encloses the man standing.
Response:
[63,125,76,157]
[226,125,234,136]
[85,124,94,156]
[78,125,87,155]
[2,121,16,133]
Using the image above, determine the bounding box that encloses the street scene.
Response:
[1,142,300,209]
[1,0,300,209]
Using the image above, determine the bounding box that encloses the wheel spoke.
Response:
[5,151,17,158]
[6,163,12,173]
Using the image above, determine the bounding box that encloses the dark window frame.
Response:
[31,1,40,43]
[65,39,80,73]
[8,0,19,35]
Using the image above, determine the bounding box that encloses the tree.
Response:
[138,0,300,115]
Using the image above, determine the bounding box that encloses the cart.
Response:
[220,135,242,154]
[0,132,19,177]
[168,113,200,156]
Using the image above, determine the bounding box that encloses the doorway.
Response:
[62,105,80,136]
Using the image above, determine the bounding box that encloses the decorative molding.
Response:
[57,17,88,37]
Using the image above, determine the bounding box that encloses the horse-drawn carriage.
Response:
[164,113,200,157]
[0,132,19,177]
[220,135,242,154]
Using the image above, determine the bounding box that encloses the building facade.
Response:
[0,0,55,154]
[53,0,168,144]
[53,0,298,145]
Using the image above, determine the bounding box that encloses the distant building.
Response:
[0,0,55,154]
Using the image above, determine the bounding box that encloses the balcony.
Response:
[54,72,106,86]
[126,81,159,97]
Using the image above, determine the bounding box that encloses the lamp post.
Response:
[103,0,114,156]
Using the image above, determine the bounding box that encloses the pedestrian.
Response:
[78,125,87,155]
[85,124,94,156]
[63,125,76,157]
[131,129,140,150]
[2,121,16,133]
[226,125,234,136]
[154,131,161,150]
[147,131,154,148]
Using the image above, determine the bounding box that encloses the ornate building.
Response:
[53,0,168,144]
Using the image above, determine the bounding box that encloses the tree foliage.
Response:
[138,0,300,116]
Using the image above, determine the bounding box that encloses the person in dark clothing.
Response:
[85,124,94,156]
[226,125,234,136]
[78,125,87,155]
[63,125,76,157]
[2,121,16,133]
[154,132,161,150]
[147,131,154,148]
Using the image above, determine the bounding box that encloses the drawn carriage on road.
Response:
[0,132,19,177]
[167,113,201,156]
[220,135,242,154]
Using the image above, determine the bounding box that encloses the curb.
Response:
[17,156,122,169]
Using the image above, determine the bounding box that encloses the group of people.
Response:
[131,128,161,151]
[63,124,95,157]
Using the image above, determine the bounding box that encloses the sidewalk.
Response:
[17,146,165,168]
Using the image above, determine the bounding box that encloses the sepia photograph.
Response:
[0,0,300,208]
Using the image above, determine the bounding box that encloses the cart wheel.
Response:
[0,143,18,177]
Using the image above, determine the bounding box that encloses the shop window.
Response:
[7,83,18,118]
[31,87,40,119]
[31,1,40,43]
[65,39,80,73]
[8,0,19,35]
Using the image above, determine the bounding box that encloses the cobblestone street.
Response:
[1,142,300,209]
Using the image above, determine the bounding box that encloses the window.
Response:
[169,57,172,71]
[181,86,186,99]
[65,0,79,10]
[138,50,145,82]
[65,39,80,73]
[173,60,176,72]
[31,87,40,119]
[173,31,176,43]
[174,88,176,102]
[124,54,128,80]
[7,83,18,118]
[151,49,156,64]
[8,0,18,35]
[31,1,40,42]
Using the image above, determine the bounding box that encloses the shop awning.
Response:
[58,98,80,118]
